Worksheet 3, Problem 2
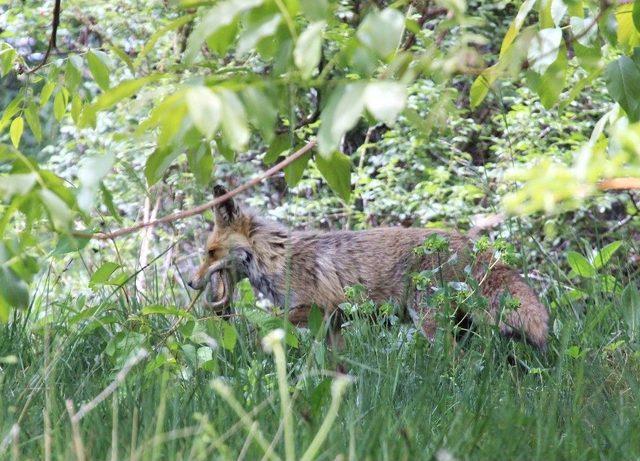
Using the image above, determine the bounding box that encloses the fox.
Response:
[188,185,549,349]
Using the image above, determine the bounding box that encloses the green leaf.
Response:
[593,241,623,269]
[145,147,181,185]
[141,305,194,317]
[567,251,596,278]
[294,21,325,78]
[356,8,404,59]
[0,266,29,313]
[92,75,163,112]
[187,142,214,186]
[470,64,499,108]
[185,0,263,63]
[526,43,567,108]
[39,81,56,107]
[284,150,311,186]
[219,90,250,151]
[0,43,16,77]
[52,235,90,255]
[77,153,115,212]
[9,117,23,148]
[24,102,42,142]
[605,55,640,122]
[87,50,111,90]
[263,134,290,164]
[634,0,640,33]
[301,0,328,20]
[570,16,598,47]
[617,3,640,49]
[241,87,278,141]
[317,83,366,155]
[186,86,222,139]
[39,189,73,229]
[53,91,66,121]
[500,0,536,58]
[550,0,568,27]
[237,13,282,55]
[65,57,82,92]
[315,151,351,201]
[0,173,38,199]
[527,28,562,74]
[0,93,23,132]
[364,81,406,125]
[89,262,121,288]
[70,95,83,124]
[100,183,123,224]
[222,321,238,350]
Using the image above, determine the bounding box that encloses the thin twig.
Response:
[73,140,316,240]
[27,0,62,74]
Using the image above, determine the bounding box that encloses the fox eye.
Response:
[208,249,216,258]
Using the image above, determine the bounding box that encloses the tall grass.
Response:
[1,248,639,460]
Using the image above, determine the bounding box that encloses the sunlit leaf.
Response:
[77,154,115,212]
[593,241,623,269]
[500,0,536,58]
[470,64,499,108]
[53,91,66,121]
[317,83,366,156]
[89,262,121,288]
[567,251,596,278]
[526,43,567,108]
[0,173,38,198]
[9,116,23,148]
[294,21,325,78]
[356,8,404,59]
[219,90,250,151]
[237,13,282,55]
[87,50,111,90]
[92,75,164,112]
[24,102,42,142]
[241,87,278,141]
[186,86,222,139]
[363,81,406,125]
[185,0,263,62]
[38,188,74,229]
[528,28,562,74]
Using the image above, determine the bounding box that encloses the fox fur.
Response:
[189,186,549,349]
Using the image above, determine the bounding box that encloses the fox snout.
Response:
[188,259,230,291]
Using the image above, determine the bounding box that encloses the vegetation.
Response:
[1,0,639,459]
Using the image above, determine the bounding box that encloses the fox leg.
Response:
[477,263,549,349]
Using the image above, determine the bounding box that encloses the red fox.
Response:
[188,186,549,349]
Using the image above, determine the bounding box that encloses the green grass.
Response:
[1,258,639,461]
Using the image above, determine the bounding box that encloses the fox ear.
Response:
[213,185,240,226]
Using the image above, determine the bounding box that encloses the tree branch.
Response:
[597,177,640,191]
[73,140,316,240]
[26,0,62,74]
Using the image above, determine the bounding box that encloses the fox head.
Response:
[187,185,253,308]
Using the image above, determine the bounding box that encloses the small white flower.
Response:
[261,328,285,352]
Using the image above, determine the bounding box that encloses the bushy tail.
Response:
[477,262,549,349]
